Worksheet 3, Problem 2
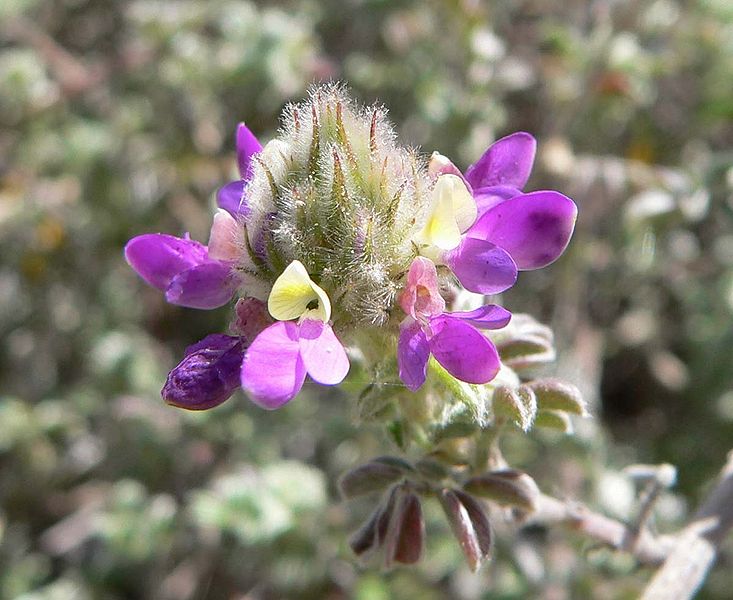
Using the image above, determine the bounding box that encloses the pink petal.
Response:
[397,318,431,392]
[165,261,239,309]
[236,123,262,180]
[298,320,350,385]
[241,321,306,409]
[398,256,446,319]
[467,190,578,270]
[450,305,512,330]
[444,237,517,295]
[428,315,500,385]
[465,132,536,190]
[124,233,207,291]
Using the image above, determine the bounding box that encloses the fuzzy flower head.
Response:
[124,84,577,411]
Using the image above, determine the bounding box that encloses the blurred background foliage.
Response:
[1,0,732,598]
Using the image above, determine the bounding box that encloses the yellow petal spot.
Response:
[414,174,477,251]
[268,260,331,322]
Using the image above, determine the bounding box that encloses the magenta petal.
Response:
[236,123,262,180]
[241,322,306,409]
[165,261,238,309]
[451,305,512,330]
[473,185,521,217]
[465,132,537,190]
[216,180,249,218]
[428,316,500,384]
[444,237,517,295]
[468,190,578,270]
[162,334,244,410]
[397,319,431,392]
[124,234,207,291]
[298,320,350,385]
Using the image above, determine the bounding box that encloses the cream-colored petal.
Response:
[414,182,463,250]
[440,174,477,233]
[267,260,331,322]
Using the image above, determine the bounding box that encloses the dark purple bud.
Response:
[162,334,244,410]
[463,469,540,511]
[338,462,405,499]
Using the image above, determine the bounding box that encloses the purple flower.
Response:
[163,334,246,410]
[397,257,510,391]
[239,260,350,409]
[435,133,577,295]
[216,123,262,218]
[241,319,350,410]
[124,232,240,309]
[464,131,537,216]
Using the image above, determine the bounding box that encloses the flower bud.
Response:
[162,334,244,410]
[527,378,588,416]
[493,384,537,431]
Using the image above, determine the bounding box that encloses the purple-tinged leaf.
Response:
[349,506,381,557]
[393,492,425,565]
[453,490,492,559]
[439,488,483,572]
[463,469,540,511]
[339,462,405,498]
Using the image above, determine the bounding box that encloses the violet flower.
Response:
[397,257,510,391]
[216,123,261,218]
[124,209,243,309]
[426,133,578,296]
[240,261,350,409]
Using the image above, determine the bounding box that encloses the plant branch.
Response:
[521,493,676,566]
[641,450,733,600]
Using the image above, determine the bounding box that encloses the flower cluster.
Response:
[125,86,577,412]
